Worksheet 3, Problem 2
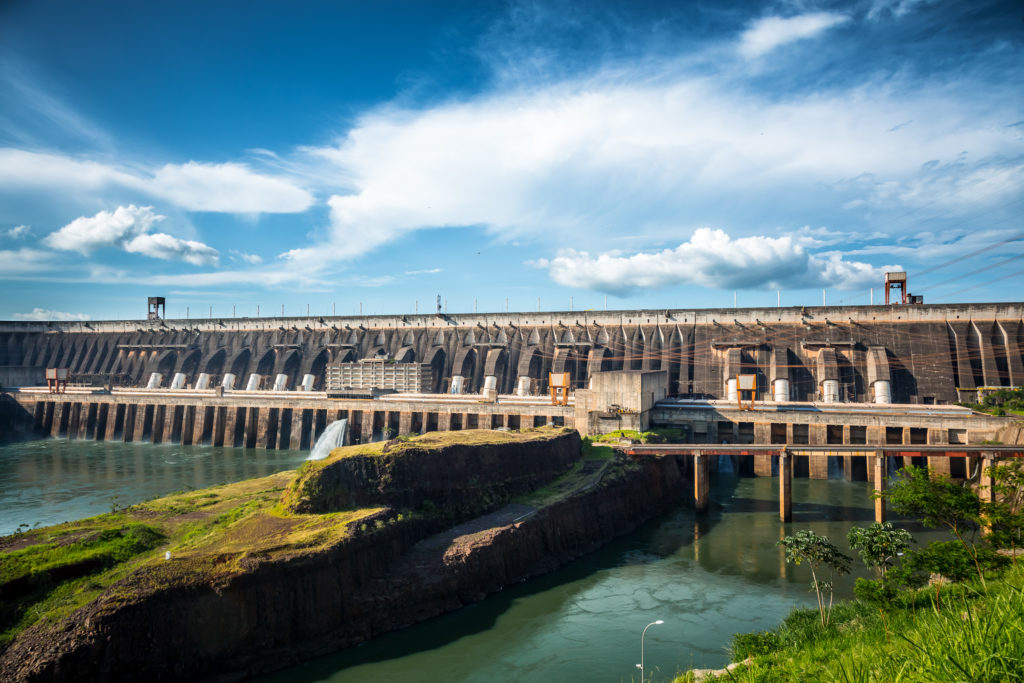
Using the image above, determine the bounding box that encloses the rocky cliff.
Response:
[0,430,684,682]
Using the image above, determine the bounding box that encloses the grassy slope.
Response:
[672,565,1024,682]
[0,427,574,649]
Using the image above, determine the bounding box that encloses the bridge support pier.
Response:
[694,451,709,513]
[779,449,792,523]
[980,453,996,535]
[873,451,887,523]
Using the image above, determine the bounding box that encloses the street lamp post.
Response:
[636,620,664,682]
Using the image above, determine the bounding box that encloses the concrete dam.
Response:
[0,301,1020,463]
[3,301,1023,402]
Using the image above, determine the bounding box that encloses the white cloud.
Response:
[867,0,941,21]
[738,12,849,59]
[44,205,163,254]
[124,233,220,266]
[6,225,30,239]
[13,307,90,321]
[229,249,263,264]
[289,70,1020,267]
[404,268,442,275]
[535,228,898,295]
[148,162,313,213]
[0,248,57,274]
[44,205,219,265]
[0,150,313,214]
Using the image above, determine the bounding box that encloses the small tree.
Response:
[984,459,1024,557]
[778,530,852,627]
[847,522,914,579]
[883,465,986,580]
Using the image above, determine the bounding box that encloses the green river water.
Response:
[0,439,930,682]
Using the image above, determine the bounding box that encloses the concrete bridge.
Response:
[2,301,1023,405]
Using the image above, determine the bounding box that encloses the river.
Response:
[0,439,925,682]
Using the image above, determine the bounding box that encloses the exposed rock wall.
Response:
[287,429,581,514]
[0,453,684,683]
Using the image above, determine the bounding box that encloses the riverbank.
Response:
[0,428,686,682]
[673,563,1024,682]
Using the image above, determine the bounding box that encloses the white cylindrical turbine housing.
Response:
[873,380,892,404]
[221,373,236,390]
[301,374,315,391]
[450,375,464,394]
[195,373,211,390]
[822,379,839,403]
[273,374,288,391]
[773,378,790,402]
[726,378,738,402]
[516,376,531,396]
[246,374,262,391]
[146,373,163,389]
[170,373,187,390]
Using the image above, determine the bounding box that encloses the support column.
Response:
[873,451,887,523]
[980,454,997,535]
[398,411,413,436]
[866,426,885,484]
[361,411,375,443]
[779,448,792,523]
[808,454,828,480]
[753,423,772,476]
[694,451,709,513]
[151,405,165,443]
[289,409,305,450]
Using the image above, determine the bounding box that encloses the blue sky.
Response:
[1,0,1021,321]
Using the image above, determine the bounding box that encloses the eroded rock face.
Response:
[287,429,581,516]
[1,440,684,683]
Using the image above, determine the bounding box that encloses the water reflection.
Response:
[0,438,309,535]
[256,474,941,683]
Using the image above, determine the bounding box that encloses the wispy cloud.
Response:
[5,225,30,239]
[738,12,850,59]
[44,205,219,265]
[13,307,91,321]
[404,268,442,275]
[0,150,314,214]
[229,249,263,264]
[534,228,898,295]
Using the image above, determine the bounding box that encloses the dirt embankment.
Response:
[1,433,684,683]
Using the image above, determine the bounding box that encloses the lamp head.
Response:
[655,620,664,625]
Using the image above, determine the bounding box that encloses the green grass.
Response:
[591,428,686,444]
[671,565,1024,682]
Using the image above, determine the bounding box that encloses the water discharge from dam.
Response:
[0,440,942,681]
[307,418,348,461]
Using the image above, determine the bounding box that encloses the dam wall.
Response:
[2,302,1023,404]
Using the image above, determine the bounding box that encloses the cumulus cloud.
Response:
[13,308,91,321]
[124,233,219,266]
[0,150,313,214]
[535,228,898,295]
[44,205,219,265]
[44,205,163,254]
[6,225,30,238]
[738,12,850,59]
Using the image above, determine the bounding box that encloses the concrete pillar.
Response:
[105,404,121,441]
[980,454,997,535]
[398,411,413,436]
[256,408,273,449]
[779,449,792,523]
[754,422,771,444]
[289,409,305,450]
[694,451,709,513]
[437,412,452,431]
[361,411,375,443]
[212,407,226,447]
[809,454,829,480]
[67,403,81,439]
[874,451,887,524]
[808,424,827,445]
[151,405,165,443]
[222,407,238,448]
[192,406,208,446]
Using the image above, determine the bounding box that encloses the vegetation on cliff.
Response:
[960,387,1024,416]
[0,427,579,651]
